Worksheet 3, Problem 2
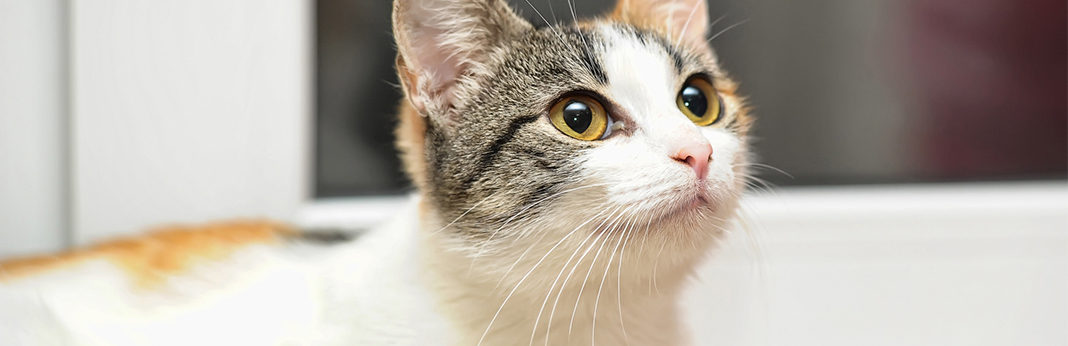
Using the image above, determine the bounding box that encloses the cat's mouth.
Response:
[648,193,713,226]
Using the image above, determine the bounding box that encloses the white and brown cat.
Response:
[0,0,752,344]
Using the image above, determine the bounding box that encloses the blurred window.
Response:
[315,0,1066,197]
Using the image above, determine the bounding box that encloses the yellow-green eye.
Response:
[550,95,608,141]
[676,76,722,126]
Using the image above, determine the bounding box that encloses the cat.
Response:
[0,0,752,344]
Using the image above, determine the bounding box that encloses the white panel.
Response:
[685,182,1068,346]
[0,0,67,256]
[71,0,310,244]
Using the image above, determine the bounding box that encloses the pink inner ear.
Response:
[404,16,465,105]
[394,0,529,114]
[410,33,464,105]
[395,0,495,113]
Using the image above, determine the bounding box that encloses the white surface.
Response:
[69,0,311,245]
[299,195,416,231]
[0,0,67,256]
[300,182,1068,346]
[690,182,1068,346]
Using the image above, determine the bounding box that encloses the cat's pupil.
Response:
[563,101,593,134]
[681,85,708,118]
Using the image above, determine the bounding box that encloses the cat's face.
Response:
[394,0,750,278]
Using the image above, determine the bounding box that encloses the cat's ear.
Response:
[612,0,710,49]
[393,0,531,122]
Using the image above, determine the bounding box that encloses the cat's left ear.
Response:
[612,0,710,50]
[393,0,531,125]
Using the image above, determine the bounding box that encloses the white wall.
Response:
[0,0,68,256]
[0,0,311,255]
[69,0,311,245]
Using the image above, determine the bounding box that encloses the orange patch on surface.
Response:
[0,221,294,286]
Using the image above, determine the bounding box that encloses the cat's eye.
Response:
[549,95,609,141]
[677,76,722,126]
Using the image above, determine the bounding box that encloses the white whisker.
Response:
[429,193,497,235]
[546,205,623,343]
[527,204,618,345]
[652,240,667,295]
[592,212,634,345]
[479,183,610,250]
[616,204,651,346]
[521,0,554,30]
[477,202,618,346]
[567,205,632,339]
[707,18,750,43]
[567,0,594,55]
[674,1,703,50]
[708,12,729,31]
[547,204,633,345]
[474,183,611,269]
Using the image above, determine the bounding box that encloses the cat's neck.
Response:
[417,206,695,345]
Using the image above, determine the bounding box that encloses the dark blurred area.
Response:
[315,0,1066,197]
[903,0,1066,179]
[316,0,403,196]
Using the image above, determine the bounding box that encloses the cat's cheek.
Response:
[578,139,690,207]
[699,128,746,199]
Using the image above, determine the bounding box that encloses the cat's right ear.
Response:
[612,0,711,50]
[393,0,530,126]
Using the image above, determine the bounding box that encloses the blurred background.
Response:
[317,0,1066,196]
[1,1,1065,345]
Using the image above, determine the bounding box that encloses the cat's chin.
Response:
[645,194,718,229]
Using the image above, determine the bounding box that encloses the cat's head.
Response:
[392,0,751,281]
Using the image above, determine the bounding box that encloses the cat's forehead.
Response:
[498,23,713,109]
[594,24,696,120]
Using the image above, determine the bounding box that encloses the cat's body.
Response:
[0,200,688,345]
[1,0,753,345]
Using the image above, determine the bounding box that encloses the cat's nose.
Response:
[671,142,713,180]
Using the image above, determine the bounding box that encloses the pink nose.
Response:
[671,142,713,179]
